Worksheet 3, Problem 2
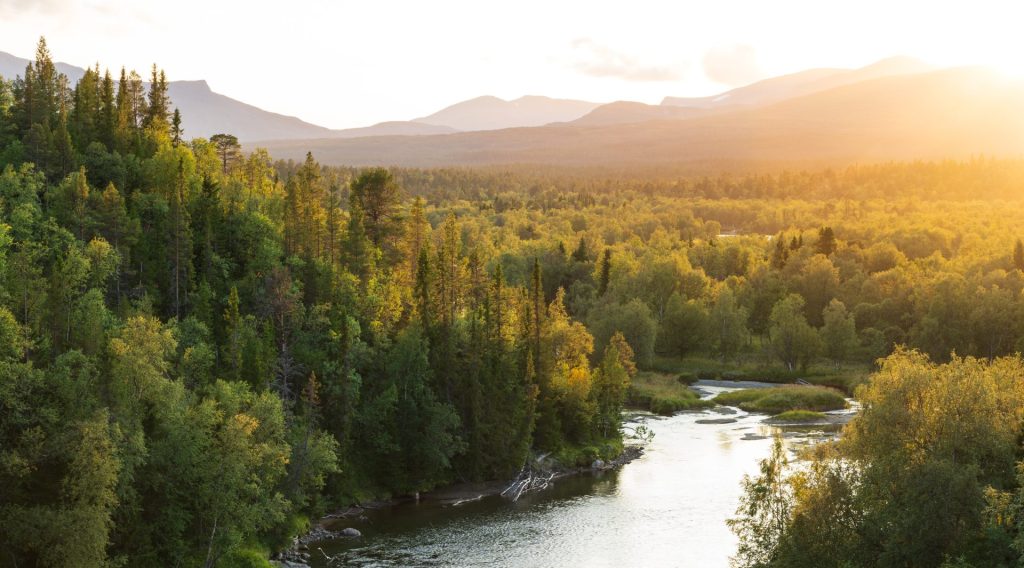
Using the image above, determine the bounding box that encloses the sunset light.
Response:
[3,2,1024,567]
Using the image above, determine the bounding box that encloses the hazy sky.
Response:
[1,0,1021,129]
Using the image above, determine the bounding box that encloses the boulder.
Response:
[340,527,362,538]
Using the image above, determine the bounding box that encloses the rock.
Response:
[696,418,738,424]
[272,561,311,568]
[340,527,362,537]
[591,459,606,469]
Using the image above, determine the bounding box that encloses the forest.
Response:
[5,39,1024,567]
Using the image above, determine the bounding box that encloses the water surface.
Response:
[310,383,847,567]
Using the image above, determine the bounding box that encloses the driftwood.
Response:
[501,460,556,502]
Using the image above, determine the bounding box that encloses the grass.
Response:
[627,371,714,415]
[649,354,870,396]
[713,385,847,414]
[770,410,828,422]
[554,437,625,467]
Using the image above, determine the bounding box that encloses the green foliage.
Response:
[587,297,658,368]
[731,351,1024,567]
[13,36,1024,568]
[729,436,792,568]
[713,386,846,414]
[627,371,713,415]
[820,299,857,365]
[769,295,821,371]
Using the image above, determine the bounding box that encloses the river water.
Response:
[308,382,849,568]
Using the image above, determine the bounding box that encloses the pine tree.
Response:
[343,200,376,280]
[169,159,193,319]
[597,248,612,296]
[571,236,590,262]
[770,233,789,269]
[210,133,241,174]
[99,69,116,149]
[414,246,433,327]
[350,168,401,251]
[70,65,101,148]
[223,286,243,381]
[144,65,170,135]
[170,108,183,146]
[816,226,836,256]
[531,257,544,361]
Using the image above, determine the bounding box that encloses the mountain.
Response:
[414,95,601,131]
[0,51,332,141]
[330,121,458,138]
[1,50,594,140]
[661,56,933,109]
[164,80,334,141]
[570,57,934,128]
[255,67,1024,168]
[0,50,87,84]
[568,101,717,126]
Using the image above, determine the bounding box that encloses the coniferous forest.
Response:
[7,38,1024,567]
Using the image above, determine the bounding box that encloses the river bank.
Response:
[286,379,856,567]
[274,442,647,567]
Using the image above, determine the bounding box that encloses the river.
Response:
[307,382,851,568]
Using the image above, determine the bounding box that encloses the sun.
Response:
[984,54,1024,79]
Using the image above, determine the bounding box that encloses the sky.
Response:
[1,0,1022,129]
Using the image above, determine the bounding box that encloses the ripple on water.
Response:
[310,388,853,568]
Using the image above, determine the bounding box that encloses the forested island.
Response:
[5,39,1024,567]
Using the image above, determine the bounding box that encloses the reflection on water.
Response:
[310,384,846,568]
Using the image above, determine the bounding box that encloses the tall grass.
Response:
[627,371,714,415]
[713,385,847,414]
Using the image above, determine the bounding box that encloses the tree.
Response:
[590,334,632,438]
[597,248,612,296]
[709,286,748,362]
[571,236,590,262]
[770,233,790,269]
[815,226,836,256]
[658,292,709,357]
[587,298,658,369]
[350,168,402,251]
[171,108,183,146]
[795,254,840,326]
[729,435,793,568]
[769,294,821,371]
[209,133,241,174]
[820,299,857,366]
[365,326,464,492]
[144,65,170,134]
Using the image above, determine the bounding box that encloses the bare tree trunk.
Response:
[203,515,219,568]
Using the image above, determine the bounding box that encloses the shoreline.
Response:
[275,443,646,565]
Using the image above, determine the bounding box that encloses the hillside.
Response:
[661,56,932,108]
[414,95,601,131]
[254,67,1024,168]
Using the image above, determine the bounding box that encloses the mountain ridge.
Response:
[252,66,1024,168]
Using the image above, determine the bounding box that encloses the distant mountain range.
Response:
[3,49,1023,169]
[0,51,336,141]
[414,95,601,131]
[0,51,600,141]
[256,66,1024,168]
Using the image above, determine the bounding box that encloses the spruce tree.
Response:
[597,248,612,297]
